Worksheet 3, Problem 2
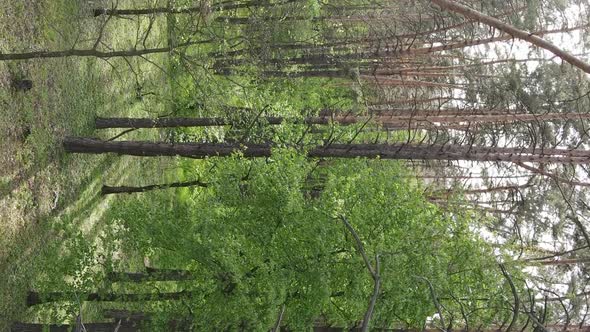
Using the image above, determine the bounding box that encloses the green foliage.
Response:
[104,153,510,330]
[9,0,568,329]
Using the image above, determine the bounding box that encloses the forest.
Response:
[1,0,590,331]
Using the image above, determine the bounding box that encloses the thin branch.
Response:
[415,276,446,331]
[363,254,381,332]
[107,128,137,141]
[271,304,286,332]
[339,216,376,277]
[338,215,380,332]
[499,263,520,332]
[554,181,590,249]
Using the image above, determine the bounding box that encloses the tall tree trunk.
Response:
[364,76,469,90]
[214,13,440,24]
[402,175,532,180]
[107,268,197,282]
[0,40,207,61]
[95,112,590,131]
[431,184,532,198]
[462,184,532,194]
[369,97,469,106]
[389,58,547,74]
[63,137,590,164]
[102,180,208,195]
[95,116,335,128]
[26,290,194,307]
[366,108,517,116]
[63,137,272,158]
[535,257,590,266]
[94,0,298,17]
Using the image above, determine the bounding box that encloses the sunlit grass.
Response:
[0,0,174,328]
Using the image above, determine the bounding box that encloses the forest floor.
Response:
[0,0,173,329]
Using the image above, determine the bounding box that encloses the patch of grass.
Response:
[0,0,174,329]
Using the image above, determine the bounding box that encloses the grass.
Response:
[0,0,175,329]
[0,0,361,329]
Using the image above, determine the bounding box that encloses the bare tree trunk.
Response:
[107,268,196,282]
[94,0,298,17]
[102,180,208,195]
[0,40,206,61]
[63,137,590,164]
[95,111,590,132]
[26,290,194,307]
[372,111,590,122]
[369,97,469,106]
[367,108,515,116]
[535,257,590,266]
[313,329,502,332]
[95,116,335,128]
[63,137,272,158]
[430,184,532,198]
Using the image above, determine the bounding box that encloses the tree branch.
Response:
[499,263,520,332]
[363,254,381,332]
[338,215,380,332]
[339,216,376,277]
[515,162,590,187]
[415,276,446,331]
[431,0,590,74]
[271,304,285,332]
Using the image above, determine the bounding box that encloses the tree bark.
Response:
[63,137,272,158]
[369,96,469,106]
[535,257,590,266]
[93,0,298,17]
[63,137,590,164]
[0,40,207,61]
[95,116,336,128]
[107,268,197,281]
[26,290,194,307]
[95,112,589,130]
[102,180,208,195]
[430,184,532,199]
[431,0,590,74]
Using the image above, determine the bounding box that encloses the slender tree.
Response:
[93,0,299,17]
[63,137,590,164]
